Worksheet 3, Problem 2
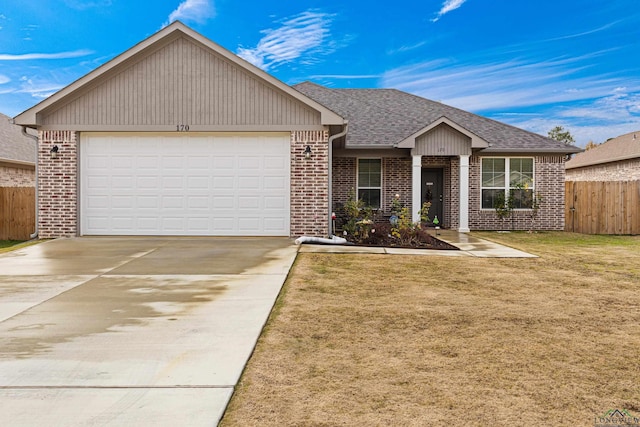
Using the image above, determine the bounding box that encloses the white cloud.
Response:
[491,90,640,146]
[165,0,215,26]
[17,77,63,99]
[0,50,94,61]
[381,47,640,147]
[308,74,380,79]
[237,10,335,70]
[432,0,467,22]
[0,74,9,84]
[382,51,640,112]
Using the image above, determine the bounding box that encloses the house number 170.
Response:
[176,124,190,132]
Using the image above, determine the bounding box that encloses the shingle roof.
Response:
[0,113,36,164]
[293,81,581,154]
[565,131,640,169]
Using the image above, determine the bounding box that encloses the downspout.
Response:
[327,121,348,236]
[20,126,39,239]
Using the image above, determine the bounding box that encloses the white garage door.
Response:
[80,133,290,236]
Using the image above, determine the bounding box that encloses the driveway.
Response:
[0,237,297,426]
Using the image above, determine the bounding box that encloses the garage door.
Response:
[80,133,290,236]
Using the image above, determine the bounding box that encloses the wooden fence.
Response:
[565,181,640,235]
[0,187,36,240]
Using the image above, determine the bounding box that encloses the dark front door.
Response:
[421,168,444,226]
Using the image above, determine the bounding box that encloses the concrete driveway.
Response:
[0,237,297,426]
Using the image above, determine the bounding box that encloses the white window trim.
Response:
[480,157,535,210]
[357,158,383,209]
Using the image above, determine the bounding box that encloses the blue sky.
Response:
[1,0,638,146]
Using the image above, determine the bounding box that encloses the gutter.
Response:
[20,126,39,239]
[327,121,348,236]
[479,147,584,154]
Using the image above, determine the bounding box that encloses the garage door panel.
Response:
[264,218,286,231]
[212,196,234,209]
[238,177,260,189]
[138,217,159,230]
[238,197,259,209]
[81,133,290,236]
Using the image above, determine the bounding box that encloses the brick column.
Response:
[290,130,329,237]
[38,130,78,238]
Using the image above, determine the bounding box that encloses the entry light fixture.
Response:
[304,145,312,159]
[50,145,59,159]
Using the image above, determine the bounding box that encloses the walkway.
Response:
[298,230,537,258]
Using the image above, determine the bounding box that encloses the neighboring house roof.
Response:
[14,21,344,128]
[294,81,581,154]
[0,113,36,166]
[566,131,640,169]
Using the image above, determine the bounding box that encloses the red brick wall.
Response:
[383,158,411,212]
[332,157,356,211]
[469,155,566,231]
[332,157,413,215]
[290,130,329,237]
[38,130,77,238]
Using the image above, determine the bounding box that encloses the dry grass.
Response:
[221,232,640,426]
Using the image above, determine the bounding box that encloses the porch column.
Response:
[412,154,422,222]
[458,154,470,232]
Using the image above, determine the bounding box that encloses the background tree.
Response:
[585,140,599,150]
[547,126,576,144]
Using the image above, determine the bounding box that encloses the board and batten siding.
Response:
[413,124,472,156]
[39,35,322,129]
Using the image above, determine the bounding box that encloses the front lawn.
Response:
[221,232,640,426]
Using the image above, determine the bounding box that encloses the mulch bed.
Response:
[342,222,459,250]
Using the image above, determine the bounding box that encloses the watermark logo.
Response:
[594,409,640,427]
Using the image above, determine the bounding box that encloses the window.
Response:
[481,158,534,209]
[357,158,382,208]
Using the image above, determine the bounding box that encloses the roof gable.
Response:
[15,22,343,129]
[397,117,489,150]
[566,131,640,169]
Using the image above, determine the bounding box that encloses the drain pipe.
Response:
[20,125,39,239]
[327,121,348,237]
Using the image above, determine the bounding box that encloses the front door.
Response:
[421,168,444,226]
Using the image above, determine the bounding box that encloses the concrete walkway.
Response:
[298,229,537,258]
[0,237,298,426]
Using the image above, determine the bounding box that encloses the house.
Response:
[13,22,580,239]
[0,113,36,187]
[295,83,581,231]
[565,131,640,181]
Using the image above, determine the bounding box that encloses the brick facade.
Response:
[331,156,412,215]
[38,130,78,238]
[34,129,566,238]
[290,130,329,237]
[0,165,35,187]
[331,154,566,232]
[332,157,356,211]
[469,155,566,231]
[35,129,330,239]
[565,158,640,181]
[382,158,411,212]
